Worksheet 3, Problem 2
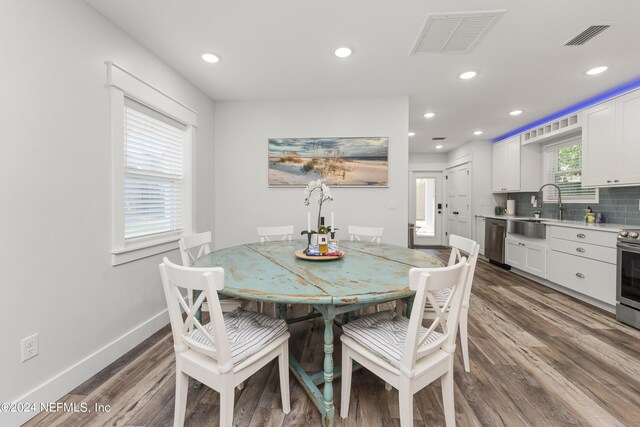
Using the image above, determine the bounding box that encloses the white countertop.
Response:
[476,214,624,233]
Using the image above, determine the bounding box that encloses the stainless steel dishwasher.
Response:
[485,218,509,268]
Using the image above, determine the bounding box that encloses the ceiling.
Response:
[85,0,640,154]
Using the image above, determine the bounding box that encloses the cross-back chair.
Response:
[422,234,479,373]
[257,225,294,243]
[159,258,290,427]
[179,232,246,313]
[341,259,470,427]
[348,225,384,244]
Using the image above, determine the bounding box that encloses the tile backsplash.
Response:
[508,186,640,226]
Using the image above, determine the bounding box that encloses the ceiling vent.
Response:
[562,25,611,46]
[410,10,505,55]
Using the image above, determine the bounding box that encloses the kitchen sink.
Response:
[508,219,546,239]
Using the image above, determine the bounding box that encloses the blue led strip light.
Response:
[493,76,640,142]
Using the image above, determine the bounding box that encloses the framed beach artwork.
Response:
[268,137,389,187]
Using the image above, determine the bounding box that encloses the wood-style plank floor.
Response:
[24,249,640,426]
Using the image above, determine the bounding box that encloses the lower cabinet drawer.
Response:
[550,238,617,264]
[548,250,616,305]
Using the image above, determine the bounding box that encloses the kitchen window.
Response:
[542,136,598,204]
[107,62,196,265]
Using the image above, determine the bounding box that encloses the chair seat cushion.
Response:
[342,310,443,367]
[188,308,287,364]
[423,288,451,312]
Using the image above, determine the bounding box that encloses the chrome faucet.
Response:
[539,183,566,220]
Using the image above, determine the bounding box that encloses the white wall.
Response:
[408,153,446,171]
[214,97,409,249]
[0,1,215,424]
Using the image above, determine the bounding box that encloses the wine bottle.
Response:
[318,217,328,254]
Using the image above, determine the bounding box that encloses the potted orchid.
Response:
[304,179,333,231]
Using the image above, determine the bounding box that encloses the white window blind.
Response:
[542,137,598,203]
[124,98,187,240]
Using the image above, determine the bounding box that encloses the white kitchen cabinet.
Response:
[505,236,547,278]
[583,89,640,187]
[546,225,617,306]
[492,135,541,193]
[475,216,486,255]
[548,251,616,305]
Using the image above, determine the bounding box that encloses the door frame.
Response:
[409,171,444,246]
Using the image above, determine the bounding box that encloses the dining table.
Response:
[193,239,444,427]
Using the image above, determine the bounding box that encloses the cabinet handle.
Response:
[576,272,585,279]
[577,233,586,238]
[576,247,585,253]
[614,179,620,183]
[606,180,612,183]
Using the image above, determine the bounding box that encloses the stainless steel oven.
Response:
[616,229,640,329]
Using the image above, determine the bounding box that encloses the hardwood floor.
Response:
[24,249,640,426]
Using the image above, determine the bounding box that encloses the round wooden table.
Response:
[194,240,443,427]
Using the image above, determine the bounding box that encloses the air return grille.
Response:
[411,10,505,54]
[563,25,610,46]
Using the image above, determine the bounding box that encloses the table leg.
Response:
[278,303,287,320]
[323,310,336,427]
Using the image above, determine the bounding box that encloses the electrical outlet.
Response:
[21,333,38,362]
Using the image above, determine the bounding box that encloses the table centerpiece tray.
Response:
[295,250,344,261]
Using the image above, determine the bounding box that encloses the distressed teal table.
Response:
[194,240,443,426]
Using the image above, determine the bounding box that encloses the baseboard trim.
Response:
[5,309,169,427]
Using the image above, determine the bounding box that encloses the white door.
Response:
[409,172,443,246]
[445,163,471,240]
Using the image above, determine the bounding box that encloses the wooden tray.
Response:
[294,250,344,261]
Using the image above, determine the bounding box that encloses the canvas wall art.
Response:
[268,137,389,187]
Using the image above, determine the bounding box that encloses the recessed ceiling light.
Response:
[201,53,220,63]
[408,132,416,137]
[423,112,435,118]
[473,130,483,136]
[435,145,443,149]
[459,71,477,80]
[334,47,352,58]
[586,66,608,75]
[509,110,523,116]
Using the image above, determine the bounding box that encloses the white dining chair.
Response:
[340,259,470,427]
[257,225,294,243]
[159,257,291,427]
[348,225,384,244]
[422,234,479,373]
[179,232,246,313]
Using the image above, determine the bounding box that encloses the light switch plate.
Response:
[388,199,396,210]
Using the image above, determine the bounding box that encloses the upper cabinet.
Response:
[583,89,640,187]
[492,135,541,193]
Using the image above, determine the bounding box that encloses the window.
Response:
[107,62,197,265]
[124,99,186,240]
[543,136,598,203]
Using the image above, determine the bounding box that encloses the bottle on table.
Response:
[318,217,328,254]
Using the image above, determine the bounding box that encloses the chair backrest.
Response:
[348,225,384,244]
[158,257,234,373]
[447,234,480,306]
[257,225,294,243]
[179,232,212,267]
[401,259,470,373]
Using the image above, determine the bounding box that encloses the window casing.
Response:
[542,136,598,204]
[108,62,196,265]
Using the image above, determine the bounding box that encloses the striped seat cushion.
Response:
[342,310,443,367]
[188,308,288,364]
[423,287,451,312]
